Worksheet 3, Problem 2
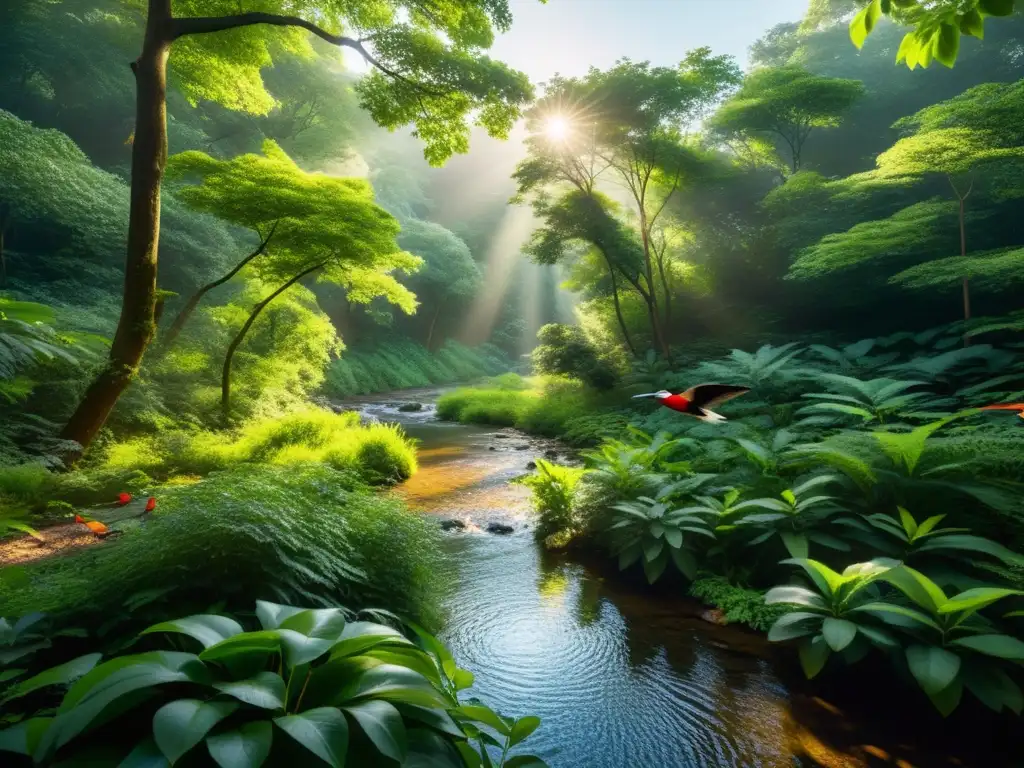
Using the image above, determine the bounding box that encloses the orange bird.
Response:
[117,492,132,506]
[145,497,156,512]
[980,403,1024,419]
[75,515,109,537]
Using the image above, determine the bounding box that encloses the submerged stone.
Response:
[398,402,424,412]
[486,522,514,535]
[440,519,467,531]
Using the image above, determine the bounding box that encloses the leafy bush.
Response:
[97,408,417,487]
[437,377,593,437]
[688,577,788,632]
[531,323,618,391]
[0,600,545,767]
[516,460,585,542]
[0,465,444,628]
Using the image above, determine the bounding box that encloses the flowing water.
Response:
[344,389,1017,768]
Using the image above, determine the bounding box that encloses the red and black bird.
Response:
[632,384,751,423]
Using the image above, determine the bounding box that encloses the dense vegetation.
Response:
[3,0,1024,762]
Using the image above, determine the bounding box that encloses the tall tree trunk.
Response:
[638,219,671,362]
[952,177,974,347]
[221,262,324,417]
[158,223,277,355]
[60,0,171,452]
[425,303,441,351]
[606,263,636,356]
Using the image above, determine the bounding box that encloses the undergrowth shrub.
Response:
[688,576,788,632]
[0,464,446,628]
[437,377,594,437]
[516,459,585,542]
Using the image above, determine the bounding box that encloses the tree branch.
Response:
[171,13,444,97]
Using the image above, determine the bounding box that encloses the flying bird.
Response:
[632,384,751,423]
[117,492,132,506]
[979,402,1024,419]
[75,515,109,537]
[145,497,156,512]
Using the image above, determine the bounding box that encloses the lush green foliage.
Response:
[530,324,618,391]
[515,459,585,544]
[0,600,545,766]
[0,463,441,627]
[688,577,788,632]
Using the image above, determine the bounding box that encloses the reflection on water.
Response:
[338,389,1015,768]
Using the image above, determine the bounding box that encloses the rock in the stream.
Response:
[440,519,466,531]
[488,446,497,451]
[398,402,424,412]
[486,522,514,535]
[699,608,729,626]
[494,433,511,439]
[526,461,537,470]
[543,449,558,458]
[514,445,529,451]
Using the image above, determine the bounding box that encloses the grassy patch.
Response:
[688,576,789,632]
[0,464,446,629]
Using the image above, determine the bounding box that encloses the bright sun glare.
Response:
[545,116,570,141]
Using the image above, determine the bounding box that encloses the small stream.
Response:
[342,388,1014,768]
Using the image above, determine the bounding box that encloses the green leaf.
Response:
[767,612,821,642]
[914,514,946,538]
[669,547,697,580]
[764,586,827,610]
[897,507,918,539]
[213,672,286,710]
[979,0,1015,16]
[964,664,1022,715]
[856,625,899,649]
[348,664,447,708]
[199,631,281,663]
[933,22,960,68]
[850,602,941,632]
[328,623,411,661]
[822,618,858,652]
[881,566,947,612]
[120,737,171,767]
[799,636,830,679]
[206,722,272,768]
[906,645,961,696]
[939,587,1023,617]
[509,716,541,747]
[927,677,963,717]
[780,532,808,559]
[276,707,349,767]
[453,704,511,737]
[279,609,347,641]
[781,558,843,598]
[255,601,306,631]
[452,668,474,691]
[850,0,882,49]
[618,543,642,570]
[950,634,1024,660]
[394,704,465,739]
[278,629,333,667]
[153,700,238,765]
[142,615,244,650]
[0,653,101,704]
[918,535,1023,565]
[663,527,683,549]
[0,717,51,756]
[959,9,985,38]
[343,700,406,763]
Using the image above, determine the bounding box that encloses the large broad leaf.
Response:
[206,722,272,768]
[509,716,541,748]
[255,601,307,631]
[822,618,858,652]
[927,677,963,717]
[121,737,171,767]
[277,629,334,667]
[347,665,447,709]
[213,672,286,710]
[0,717,51,756]
[276,707,349,767]
[767,612,821,643]
[881,566,947,613]
[328,622,412,661]
[780,558,843,598]
[850,602,941,632]
[950,634,1024,660]
[0,653,101,704]
[764,586,827,610]
[963,663,1023,715]
[504,755,548,767]
[669,547,697,581]
[642,548,669,584]
[939,587,1023,617]
[780,532,809,559]
[199,632,282,663]
[36,655,202,761]
[799,636,830,679]
[363,646,441,686]
[279,609,348,641]
[918,535,1023,565]
[453,705,511,737]
[60,652,201,713]
[394,704,465,739]
[153,699,239,765]
[906,645,961,696]
[142,616,245,650]
[344,700,406,763]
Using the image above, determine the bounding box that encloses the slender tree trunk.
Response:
[952,177,973,347]
[158,223,277,354]
[0,206,9,287]
[60,0,172,453]
[606,263,636,356]
[638,217,671,361]
[221,261,324,416]
[425,303,441,351]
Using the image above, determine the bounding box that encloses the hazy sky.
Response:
[489,0,811,86]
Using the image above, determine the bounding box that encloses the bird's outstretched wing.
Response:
[681,384,751,409]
